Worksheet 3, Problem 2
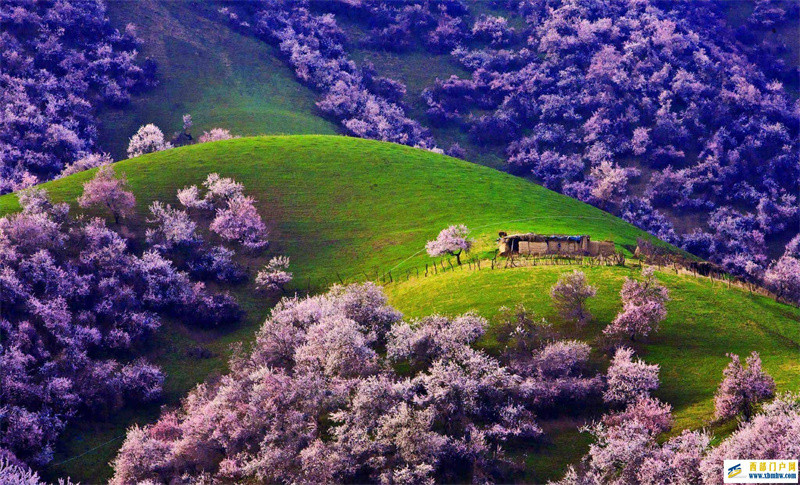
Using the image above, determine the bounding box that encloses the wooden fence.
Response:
[292,250,787,307]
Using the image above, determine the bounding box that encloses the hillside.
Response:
[97,0,337,160]
[190,0,800,272]
[0,136,796,482]
[383,264,800,482]
[0,136,664,285]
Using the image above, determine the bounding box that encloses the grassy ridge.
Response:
[0,136,663,284]
[1,135,794,482]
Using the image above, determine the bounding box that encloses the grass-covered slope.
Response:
[1,135,795,482]
[384,265,800,429]
[97,0,337,159]
[0,135,662,284]
[383,265,800,482]
[0,135,666,481]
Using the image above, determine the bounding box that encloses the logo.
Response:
[724,460,798,484]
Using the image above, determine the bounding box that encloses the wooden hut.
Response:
[498,233,615,257]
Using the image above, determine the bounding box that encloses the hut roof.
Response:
[501,234,587,242]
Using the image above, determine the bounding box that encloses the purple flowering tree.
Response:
[127,124,172,158]
[604,267,669,342]
[550,270,597,327]
[255,256,292,293]
[604,347,660,406]
[77,166,136,224]
[714,351,775,421]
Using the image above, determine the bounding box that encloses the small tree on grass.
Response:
[199,128,235,143]
[127,123,172,158]
[764,253,800,305]
[604,347,660,406]
[551,270,597,327]
[493,304,553,359]
[210,195,269,249]
[602,395,674,436]
[604,267,669,342]
[255,256,292,293]
[426,224,472,265]
[714,351,775,421]
[182,114,193,137]
[78,166,136,224]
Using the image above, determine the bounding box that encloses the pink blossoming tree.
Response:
[604,347,660,406]
[714,351,775,421]
[198,128,235,143]
[604,267,669,342]
[127,124,172,158]
[551,270,597,327]
[77,166,136,224]
[425,224,472,265]
[255,256,292,293]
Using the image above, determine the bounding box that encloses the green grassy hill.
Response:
[98,0,337,160]
[1,135,796,482]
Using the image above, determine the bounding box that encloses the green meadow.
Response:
[1,136,796,482]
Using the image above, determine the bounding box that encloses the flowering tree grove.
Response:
[0,191,166,466]
[0,171,282,470]
[110,284,608,484]
[701,392,800,483]
[178,173,269,249]
[561,392,800,484]
[219,1,436,150]
[0,0,155,193]
[417,0,799,272]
